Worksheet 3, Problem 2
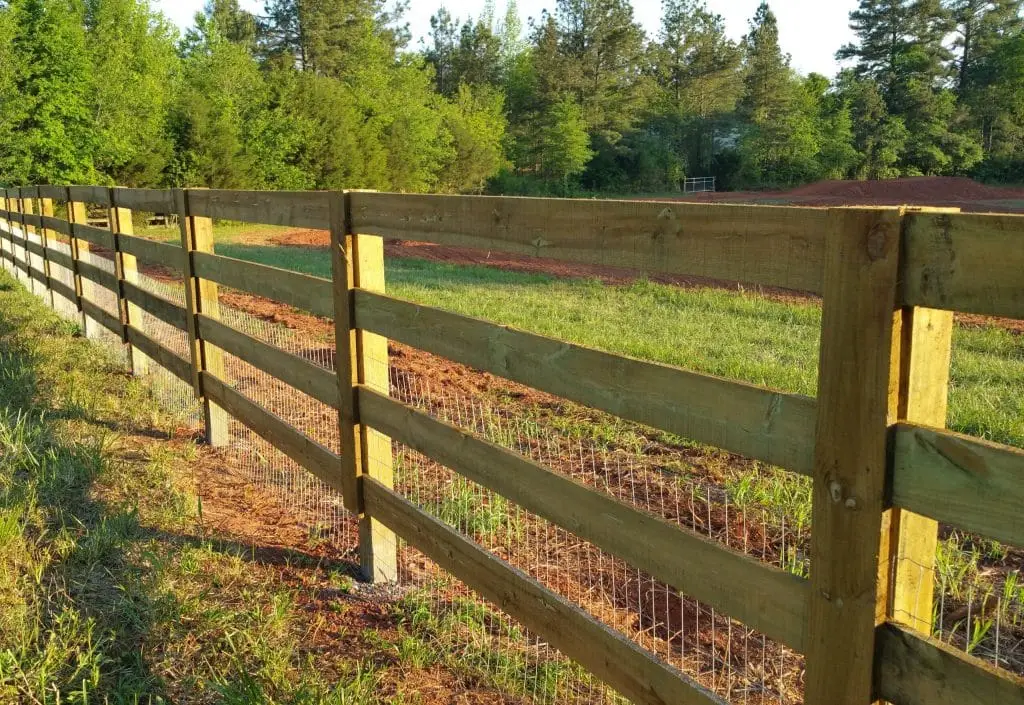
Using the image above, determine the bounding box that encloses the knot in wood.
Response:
[865,224,892,261]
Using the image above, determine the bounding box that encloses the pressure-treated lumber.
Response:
[125,327,192,384]
[44,248,74,271]
[38,193,55,308]
[81,299,123,337]
[67,193,95,336]
[804,208,904,705]
[186,188,331,229]
[178,189,229,446]
[67,185,111,205]
[18,190,36,294]
[71,222,116,250]
[354,289,818,474]
[201,372,343,491]
[112,187,176,214]
[37,185,64,201]
[110,197,149,373]
[875,623,1024,705]
[363,478,724,705]
[117,234,185,272]
[358,385,809,650]
[331,190,397,583]
[40,216,70,236]
[76,260,119,292]
[191,251,333,318]
[350,192,831,293]
[892,424,1024,548]
[195,313,340,408]
[902,211,1024,319]
[121,281,189,331]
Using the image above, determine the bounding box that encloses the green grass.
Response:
[0,271,459,704]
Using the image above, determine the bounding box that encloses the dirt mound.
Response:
[786,176,1020,202]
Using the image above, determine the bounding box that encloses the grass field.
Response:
[0,271,535,704]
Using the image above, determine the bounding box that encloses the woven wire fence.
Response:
[8,221,1023,703]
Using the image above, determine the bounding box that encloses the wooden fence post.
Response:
[109,189,149,376]
[19,188,36,295]
[331,190,397,583]
[804,207,905,705]
[11,190,25,286]
[0,192,8,269]
[177,188,229,446]
[887,206,959,637]
[38,190,56,309]
[67,189,95,337]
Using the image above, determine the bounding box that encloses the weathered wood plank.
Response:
[362,478,724,705]
[195,313,339,408]
[121,281,188,331]
[38,185,65,201]
[67,185,111,205]
[892,424,1024,548]
[40,215,71,236]
[112,187,176,214]
[124,327,192,383]
[804,208,904,705]
[77,260,119,292]
[71,222,117,250]
[45,247,74,271]
[191,251,334,318]
[49,278,78,305]
[201,372,343,491]
[350,192,830,293]
[81,299,122,336]
[354,290,818,474]
[118,234,185,272]
[186,189,331,229]
[21,213,41,229]
[902,211,1024,319]
[875,622,1024,705]
[359,386,809,650]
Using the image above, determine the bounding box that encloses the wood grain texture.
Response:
[892,424,1024,548]
[359,386,809,649]
[350,192,830,292]
[201,372,344,491]
[118,234,185,272]
[191,251,334,318]
[126,327,192,384]
[111,187,176,213]
[804,208,904,705]
[362,478,725,705]
[875,622,1024,705]
[902,211,1024,319]
[186,188,331,229]
[196,313,340,408]
[355,289,817,474]
[121,281,188,331]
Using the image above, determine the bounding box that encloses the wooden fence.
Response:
[1,185,1023,705]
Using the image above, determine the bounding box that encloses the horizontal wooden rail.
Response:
[122,281,188,331]
[45,248,74,271]
[67,185,110,204]
[112,187,175,213]
[71,222,116,250]
[40,215,70,236]
[26,240,44,258]
[49,278,78,304]
[358,386,809,650]
[200,372,343,491]
[362,477,724,705]
[77,260,119,292]
[191,251,334,318]
[117,234,185,272]
[38,185,65,201]
[875,622,1024,705]
[354,290,817,474]
[892,423,1024,547]
[21,213,41,229]
[903,212,1024,319]
[187,189,331,229]
[125,327,191,383]
[81,299,122,337]
[195,314,339,408]
[350,192,832,293]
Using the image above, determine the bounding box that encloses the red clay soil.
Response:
[686,176,1024,212]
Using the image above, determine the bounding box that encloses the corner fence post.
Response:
[887,206,959,636]
[176,188,228,446]
[804,207,904,705]
[38,190,56,309]
[66,188,95,337]
[109,189,149,376]
[330,190,397,583]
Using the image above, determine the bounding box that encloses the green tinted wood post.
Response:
[38,191,56,308]
[109,189,149,376]
[17,189,34,292]
[66,188,96,337]
[330,190,397,583]
[177,188,228,446]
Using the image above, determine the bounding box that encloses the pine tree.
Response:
[537,95,593,191]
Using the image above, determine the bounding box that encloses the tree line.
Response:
[0,0,1022,195]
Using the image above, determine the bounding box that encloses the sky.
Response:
[152,0,859,77]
